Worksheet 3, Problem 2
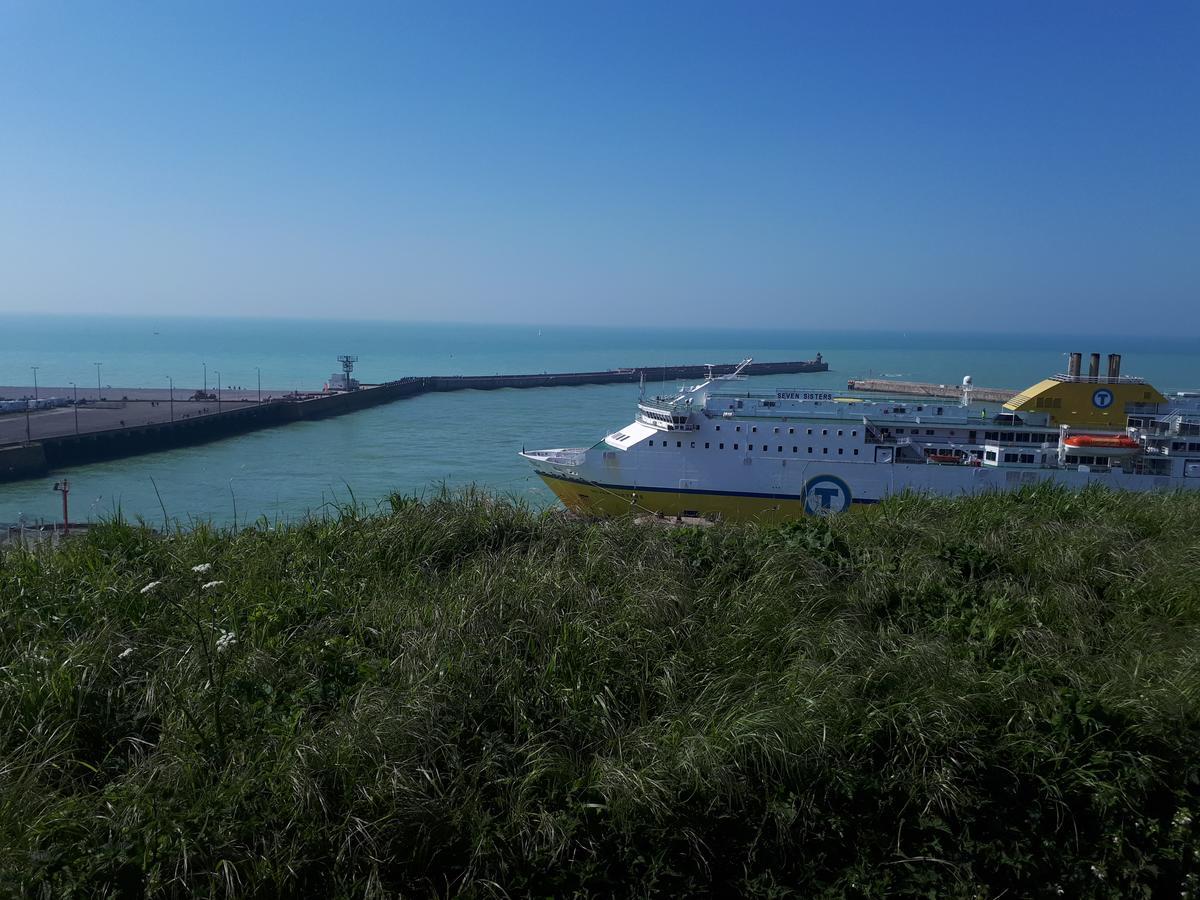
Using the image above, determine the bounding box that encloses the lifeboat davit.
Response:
[1063,434,1141,456]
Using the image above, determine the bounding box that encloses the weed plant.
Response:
[1,485,1198,897]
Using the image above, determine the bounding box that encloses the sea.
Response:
[4,315,1199,527]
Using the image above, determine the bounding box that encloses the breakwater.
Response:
[1,357,827,482]
[846,378,1015,403]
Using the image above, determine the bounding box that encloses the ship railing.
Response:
[1050,374,1146,385]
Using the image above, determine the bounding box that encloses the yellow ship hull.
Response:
[537,471,814,523]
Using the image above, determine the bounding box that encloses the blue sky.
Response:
[1,1,1197,331]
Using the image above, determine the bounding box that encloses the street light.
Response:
[94,362,103,400]
[31,366,39,400]
[214,370,221,412]
[167,375,175,422]
[69,382,78,434]
[256,366,262,403]
[203,362,207,396]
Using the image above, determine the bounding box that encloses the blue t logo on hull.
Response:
[1092,389,1114,409]
[804,475,852,514]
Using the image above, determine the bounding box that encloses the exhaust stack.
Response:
[1107,353,1122,379]
[1088,353,1101,378]
[1068,352,1082,378]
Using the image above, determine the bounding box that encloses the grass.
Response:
[1,485,1198,897]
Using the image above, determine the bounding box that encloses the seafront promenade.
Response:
[0,357,829,482]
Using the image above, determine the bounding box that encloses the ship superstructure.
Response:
[521,353,1200,521]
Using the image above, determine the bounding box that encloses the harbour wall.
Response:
[846,379,1016,404]
[1,444,48,481]
[0,358,828,482]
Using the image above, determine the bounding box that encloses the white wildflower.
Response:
[216,631,237,652]
[191,563,212,574]
[140,581,162,594]
[201,580,225,591]
[118,647,135,660]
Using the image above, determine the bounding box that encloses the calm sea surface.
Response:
[4,316,1199,526]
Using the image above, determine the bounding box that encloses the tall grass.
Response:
[1,485,1198,897]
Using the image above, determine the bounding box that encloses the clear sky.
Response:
[1,1,1197,331]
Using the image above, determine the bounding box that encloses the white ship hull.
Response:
[522,355,1200,521]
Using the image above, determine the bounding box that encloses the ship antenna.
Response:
[961,374,973,407]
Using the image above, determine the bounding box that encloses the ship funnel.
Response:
[1107,353,1122,379]
[1088,352,1101,378]
[1068,352,1082,378]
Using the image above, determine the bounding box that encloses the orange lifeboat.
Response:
[926,451,963,465]
[1063,434,1140,456]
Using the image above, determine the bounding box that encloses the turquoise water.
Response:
[4,316,1199,525]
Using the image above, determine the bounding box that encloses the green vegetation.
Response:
[2,487,1199,897]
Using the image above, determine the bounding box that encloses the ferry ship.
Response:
[520,352,1200,521]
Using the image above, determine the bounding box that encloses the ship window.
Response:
[736,400,743,408]
[719,443,724,449]
[838,448,844,455]
[937,407,944,415]
[788,427,795,434]
[792,446,798,453]
[895,428,904,434]
[1066,454,1078,463]
[676,441,682,448]
[1004,452,1019,463]
[807,428,813,435]
[851,430,857,437]
[853,449,859,456]
[734,443,739,450]
[808,447,813,453]
[704,442,710,449]
[773,427,779,434]
[822,447,828,454]
[1095,457,1108,466]
[752,426,757,433]
[690,441,695,448]
[949,430,956,436]
[822,429,828,436]
[926,429,934,435]
[917,406,924,412]
[716,426,721,431]
[736,426,741,432]
[777,446,783,452]
[837,429,843,436]
[985,451,997,461]
[1019,453,1034,464]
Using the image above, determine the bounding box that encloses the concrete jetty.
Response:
[846,378,1016,404]
[0,356,829,482]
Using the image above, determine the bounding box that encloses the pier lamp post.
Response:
[94,362,103,400]
[31,366,39,400]
[69,383,78,434]
[214,371,221,412]
[166,376,175,422]
[203,362,207,396]
[256,366,261,403]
